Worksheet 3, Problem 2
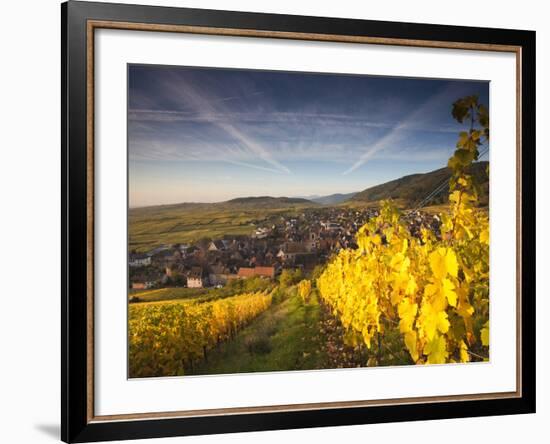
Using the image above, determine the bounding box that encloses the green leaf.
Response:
[454,149,475,166]
[470,130,481,141]
[451,95,479,123]
[478,104,489,128]
[456,131,469,148]
[452,100,471,123]
[457,133,479,152]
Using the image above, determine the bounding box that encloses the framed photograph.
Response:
[62,1,536,442]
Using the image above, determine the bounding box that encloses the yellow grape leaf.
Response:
[362,328,373,349]
[405,276,417,296]
[456,284,475,320]
[357,234,370,253]
[424,281,446,312]
[429,248,458,279]
[390,288,403,306]
[442,278,457,307]
[461,265,474,283]
[480,227,489,245]
[429,248,448,279]
[404,331,419,362]
[449,190,462,204]
[424,282,438,298]
[425,334,448,364]
[480,321,490,347]
[445,249,458,278]
[419,302,450,340]
[457,299,474,317]
[398,298,418,333]
[390,253,410,273]
[459,340,470,363]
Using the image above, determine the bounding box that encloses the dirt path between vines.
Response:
[189,290,371,376]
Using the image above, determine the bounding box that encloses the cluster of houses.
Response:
[129,207,442,290]
[402,211,442,239]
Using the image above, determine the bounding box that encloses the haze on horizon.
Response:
[128,64,489,208]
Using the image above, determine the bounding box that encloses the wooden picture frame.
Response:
[62,1,536,442]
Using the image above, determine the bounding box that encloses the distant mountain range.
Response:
[224,196,315,208]
[351,161,489,207]
[131,196,318,214]
[299,192,358,205]
[131,161,489,213]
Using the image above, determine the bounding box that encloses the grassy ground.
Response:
[129,209,257,252]
[190,289,328,375]
[129,206,307,252]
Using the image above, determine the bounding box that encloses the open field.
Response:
[129,200,421,253]
[129,205,310,252]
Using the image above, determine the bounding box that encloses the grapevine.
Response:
[317,95,490,365]
[297,279,312,303]
[129,290,273,377]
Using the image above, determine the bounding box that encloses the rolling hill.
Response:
[131,196,316,214]
[309,192,357,205]
[350,161,489,207]
[223,196,316,209]
[128,196,318,252]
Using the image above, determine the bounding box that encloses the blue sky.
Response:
[128,65,489,207]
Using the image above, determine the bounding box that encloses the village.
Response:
[128,206,441,290]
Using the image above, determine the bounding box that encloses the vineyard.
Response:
[129,290,273,377]
[317,95,490,365]
[128,95,491,376]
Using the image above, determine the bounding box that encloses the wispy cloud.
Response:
[343,84,463,175]
[128,66,489,206]
[128,104,461,170]
[155,73,291,174]
[224,159,285,174]
[129,108,461,134]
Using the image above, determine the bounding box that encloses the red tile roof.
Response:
[237,267,256,278]
[237,266,275,279]
[254,266,275,278]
